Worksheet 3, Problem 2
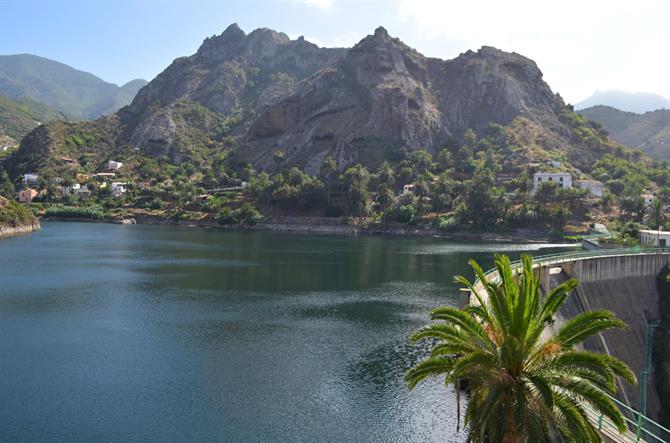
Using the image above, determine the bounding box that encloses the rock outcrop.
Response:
[9,24,625,177]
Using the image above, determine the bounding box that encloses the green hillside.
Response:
[0,94,63,141]
[0,54,146,120]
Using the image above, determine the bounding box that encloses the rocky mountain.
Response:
[243,27,572,173]
[7,25,629,178]
[579,105,670,160]
[575,90,670,114]
[0,54,147,120]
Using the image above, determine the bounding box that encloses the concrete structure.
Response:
[18,188,38,203]
[639,229,670,247]
[577,179,604,197]
[107,160,123,171]
[532,172,572,192]
[22,173,39,185]
[402,184,415,194]
[93,172,116,178]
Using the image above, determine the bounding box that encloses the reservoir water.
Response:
[0,222,572,442]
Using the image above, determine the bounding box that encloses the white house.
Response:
[23,173,39,185]
[548,160,562,168]
[107,160,123,171]
[62,183,81,195]
[533,172,572,193]
[111,182,127,197]
[576,180,604,197]
[639,229,670,247]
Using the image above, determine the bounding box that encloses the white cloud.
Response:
[395,0,670,103]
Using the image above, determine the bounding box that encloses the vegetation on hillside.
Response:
[0,196,36,227]
[3,118,670,233]
[0,54,146,120]
[406,255,636,442]
[0,94,63,140]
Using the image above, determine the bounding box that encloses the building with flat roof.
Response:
[18,188,38,203]
[576,180,604,197]
[533,172,572,192]
[639,229,670,247]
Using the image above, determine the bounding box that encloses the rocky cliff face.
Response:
[119,24,345,159]
[243,27,569,173]
[10,24,619,177]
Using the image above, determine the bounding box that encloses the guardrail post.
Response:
[598,414,603,430]
[637,411,643,441]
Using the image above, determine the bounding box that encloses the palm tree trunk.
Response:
[502,404,518,443]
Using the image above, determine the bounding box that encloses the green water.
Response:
[0,222,574,442]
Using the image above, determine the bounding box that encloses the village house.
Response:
[18,188,38,203]
[107,160,123,171]
[576,180,604,197]
[532,172,572,193]
[23,173,39,185]
[76,173,91,182]
[402,184,415,195]
[639,229,670,247]
[111,182,127,197]
[74,185,91,198]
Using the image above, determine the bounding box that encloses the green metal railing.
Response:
[479,246,670,284]
[583,394,670,442]
[473,246,670,442]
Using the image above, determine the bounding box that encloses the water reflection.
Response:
[0,222,575,442]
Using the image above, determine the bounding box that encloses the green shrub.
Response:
[217,204,262,226]
[436,215,459,232]
[44,205,105,219]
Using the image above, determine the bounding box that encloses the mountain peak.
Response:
[374,26,389,39]
[222,23,245,37]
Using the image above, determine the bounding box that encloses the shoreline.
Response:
[41,214,564,244]
[0,221,41,239]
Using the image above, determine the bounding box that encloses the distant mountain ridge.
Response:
[575,90,670,113]
[578,105,670,160]
[0,94,64,148]
[0,54,147,120]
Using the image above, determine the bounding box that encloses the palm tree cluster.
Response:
[406,254,636,442]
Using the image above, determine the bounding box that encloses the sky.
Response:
[1,0,669,104]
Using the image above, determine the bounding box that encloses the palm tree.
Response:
[406,254,636,442]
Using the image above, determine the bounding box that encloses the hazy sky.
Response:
[2,0,669,104]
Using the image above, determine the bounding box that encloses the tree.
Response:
[645,199,665,230]
[406,255,635,442]
[341,164,370,216]
[321,156,338,207]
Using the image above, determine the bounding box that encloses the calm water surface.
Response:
[0,222,573,442]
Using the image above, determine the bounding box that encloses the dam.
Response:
[471,249,670,442]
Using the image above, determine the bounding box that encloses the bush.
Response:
[44,205,105,219]
[217,208,236,225]
[436,215,459,232]
[0,198,36,226]
[217,203,263,226]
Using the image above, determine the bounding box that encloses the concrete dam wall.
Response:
[545,252,670,422]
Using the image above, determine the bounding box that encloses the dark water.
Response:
[0,222,573,442]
